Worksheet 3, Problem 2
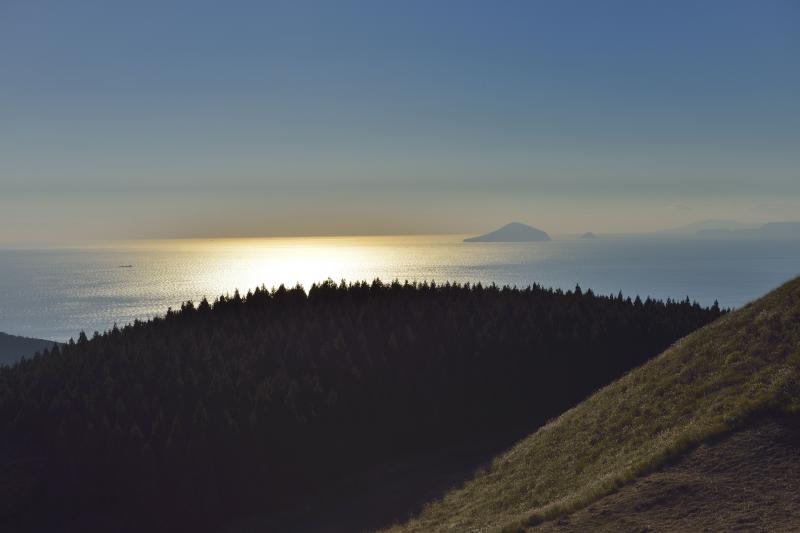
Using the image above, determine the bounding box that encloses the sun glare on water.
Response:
[112,235,475,303]
[199,237,385,293]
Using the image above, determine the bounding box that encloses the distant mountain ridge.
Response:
[696,221,800,238]
[662,219,757,234]
[465,222,551,242]
[660,219,800,239]
[0,332,61,366]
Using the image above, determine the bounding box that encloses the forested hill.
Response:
[0,280,723,532]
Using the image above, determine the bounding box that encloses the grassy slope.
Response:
[530,416,800,532]
[387,276,800,533]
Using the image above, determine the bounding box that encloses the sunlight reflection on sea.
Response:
[1,234,799,341]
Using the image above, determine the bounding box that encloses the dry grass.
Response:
[530,416,800,532]
[384,276,800,533]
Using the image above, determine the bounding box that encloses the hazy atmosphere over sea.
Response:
[1,1,799,244]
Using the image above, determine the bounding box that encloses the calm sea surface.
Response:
[1,234,799,342]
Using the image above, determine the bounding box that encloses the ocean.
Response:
[1,234,798,342]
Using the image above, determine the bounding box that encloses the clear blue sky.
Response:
[1,0,798,242]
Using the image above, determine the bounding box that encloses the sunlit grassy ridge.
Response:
[387,276,800,533]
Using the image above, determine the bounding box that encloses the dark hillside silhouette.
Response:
[0,332,60,366]
[0,280,723,532]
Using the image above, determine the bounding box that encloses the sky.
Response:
[1,0,798,243]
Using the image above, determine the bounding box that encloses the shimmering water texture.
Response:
[1,235,798,341]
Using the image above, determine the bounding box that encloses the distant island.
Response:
[580,232,598,239]
[464,222,551,242]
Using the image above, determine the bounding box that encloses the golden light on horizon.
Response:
[107,236,478,304]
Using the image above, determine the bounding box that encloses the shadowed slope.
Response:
[0,332,60,366]
[387,276,800,533]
